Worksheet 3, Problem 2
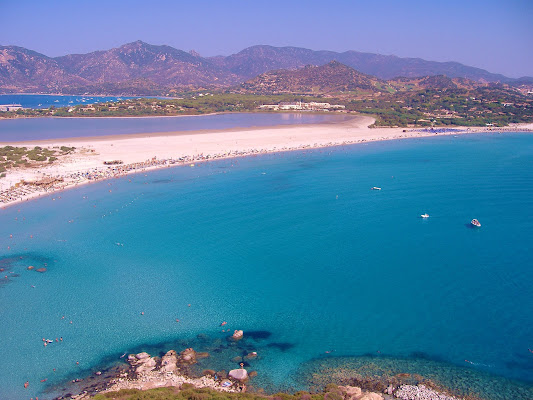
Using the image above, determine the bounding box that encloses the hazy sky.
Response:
[1,0,531,78]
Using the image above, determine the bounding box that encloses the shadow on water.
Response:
[465,223,482,230]
[151,179,174,184]
[246,330,272,340]
[267,342,295,352]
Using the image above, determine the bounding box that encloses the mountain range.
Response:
[0,41,531,95]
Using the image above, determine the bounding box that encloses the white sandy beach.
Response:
[0,115,530,208]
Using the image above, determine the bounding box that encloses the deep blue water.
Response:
[0,133,532,399]
[0,113,349,141]
[0,94,136,109]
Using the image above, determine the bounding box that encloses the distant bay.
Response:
[0,94,137,110]
[0,112,351,141]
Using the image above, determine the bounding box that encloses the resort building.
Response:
[0,104,23,112]
[258,102,346,111]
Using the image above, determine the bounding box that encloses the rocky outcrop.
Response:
[178,348,197,365]
[338,386,383,400]
[160,350,178,373]
[394,384,460,400]
[359,393,383,400]
[340,385,362,399]
[228,368,248,381]
[127,352,157,375]
[231,330,243,341]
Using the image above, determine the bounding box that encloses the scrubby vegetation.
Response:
[93,384,344,400]
[0,145,75,176]
[2,84,532,128]
[346,86,533,127]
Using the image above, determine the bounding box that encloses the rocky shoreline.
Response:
[53,342,465,400]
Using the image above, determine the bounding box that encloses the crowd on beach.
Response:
[0,138,406,207]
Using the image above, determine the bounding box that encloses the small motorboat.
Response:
[471,219,481,227]
[371,187,381,190]
[421,213,429,218]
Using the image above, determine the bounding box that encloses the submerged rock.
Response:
[36,267,47,273]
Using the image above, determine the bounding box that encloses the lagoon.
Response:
[0,113,350,142]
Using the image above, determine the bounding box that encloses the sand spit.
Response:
[1,116,531,209]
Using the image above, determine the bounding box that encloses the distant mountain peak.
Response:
[0,42,521,95]
[240,61,382,94]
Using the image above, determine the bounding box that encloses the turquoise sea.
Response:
[1,132,532,399]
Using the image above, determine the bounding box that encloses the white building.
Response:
[0,104,23,112]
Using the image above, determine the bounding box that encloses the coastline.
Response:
[1,117,532,209]
[48,346,470,400]
[0,109,350,122]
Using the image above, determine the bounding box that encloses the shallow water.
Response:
[0,132,532,399]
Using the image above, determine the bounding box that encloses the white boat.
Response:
[371,187,381,190]
[471,219,481,227]
[421,213,429,218]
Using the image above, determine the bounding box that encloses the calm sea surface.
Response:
[1,132,532,399]
[0,94,136,109]
[0,113,349,141]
